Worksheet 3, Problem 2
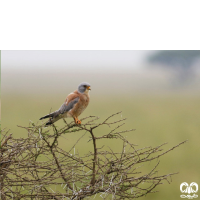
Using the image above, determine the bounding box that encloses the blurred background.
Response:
[1,50,200,199]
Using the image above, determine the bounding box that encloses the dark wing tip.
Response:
[45,121,52,126]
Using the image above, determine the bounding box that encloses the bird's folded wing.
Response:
[59,96,79,114]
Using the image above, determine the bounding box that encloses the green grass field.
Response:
[2,92,200,199]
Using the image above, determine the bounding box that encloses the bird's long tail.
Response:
[39,111,60,126]
[39,112,55,120]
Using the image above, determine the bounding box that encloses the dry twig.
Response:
[0,112,187,200]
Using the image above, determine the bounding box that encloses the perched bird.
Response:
[39,82,91,126]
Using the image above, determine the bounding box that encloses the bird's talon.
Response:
[76,120,81,124]
[74,118,81,125]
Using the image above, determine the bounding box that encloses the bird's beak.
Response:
[87,86,91,90]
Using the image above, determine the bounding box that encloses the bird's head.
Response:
[78,82,91,94]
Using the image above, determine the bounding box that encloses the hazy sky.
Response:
[2,50,155,73]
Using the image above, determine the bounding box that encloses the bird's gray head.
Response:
[78,82,91,94]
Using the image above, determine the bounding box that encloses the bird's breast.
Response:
[70,94,89,117]
[70,95,89,117]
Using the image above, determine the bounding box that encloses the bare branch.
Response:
[0,112,187,200]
